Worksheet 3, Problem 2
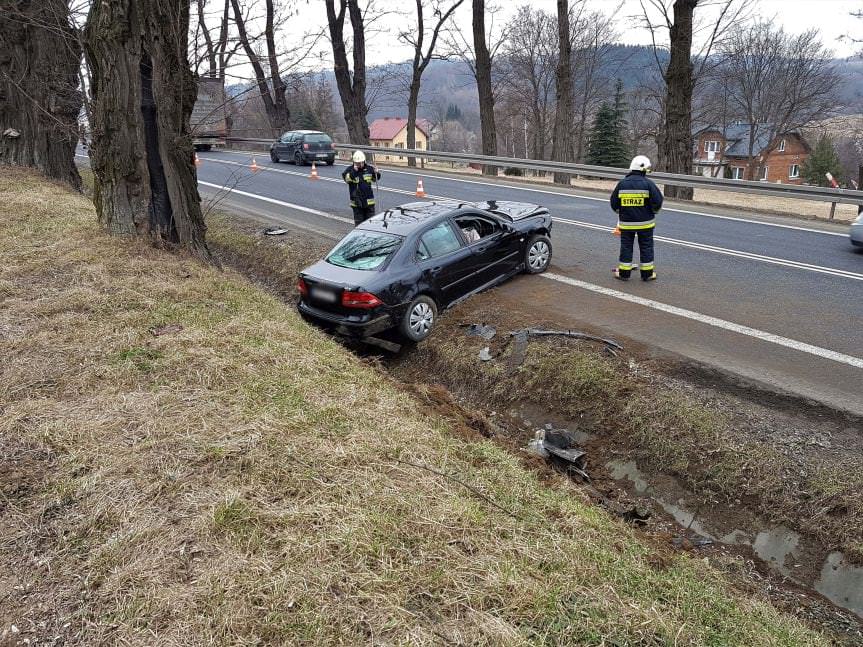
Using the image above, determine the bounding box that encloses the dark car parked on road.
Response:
[297,201,553,342]
[270,130,336,166]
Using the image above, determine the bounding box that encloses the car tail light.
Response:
[297,278,309,297]
[303,143,310,150]
[330,142,335,149]
[341,290,383,309]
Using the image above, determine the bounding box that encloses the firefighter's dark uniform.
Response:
[610,171,663,280]
[342,163,381,225]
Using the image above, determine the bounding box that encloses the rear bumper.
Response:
[297,300,396,337]
[302,153,335,163]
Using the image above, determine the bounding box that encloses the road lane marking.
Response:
[541,272,863,370]
[197,181,353,224]
[197,162,863,281]
[208,150,849,238]
[551,218,863,281]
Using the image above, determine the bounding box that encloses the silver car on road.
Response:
[852,212,863,247]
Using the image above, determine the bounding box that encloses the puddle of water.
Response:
[655,498,715,540]
[604,456,863,621]
[815,552,863,618]
[606,460,648,493]
[753,527,802,579]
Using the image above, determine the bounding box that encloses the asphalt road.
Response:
[77,148,863,416]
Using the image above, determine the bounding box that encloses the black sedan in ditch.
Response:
[297,200,553,342]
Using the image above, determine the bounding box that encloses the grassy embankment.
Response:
[0,167,827,644]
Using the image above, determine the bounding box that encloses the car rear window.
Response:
[304,134,332,143]
[326,230,402,270]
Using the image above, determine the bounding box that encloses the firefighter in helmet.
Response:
[342,150,381,226]
[610,155,663,281]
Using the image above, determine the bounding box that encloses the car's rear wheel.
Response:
[270,149,279,163]
[294,151,305,166]
[525,234,552,274]
[400,295,437,342]
[326,158,335,166]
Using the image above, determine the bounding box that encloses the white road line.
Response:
[541,272,863,370]
[550,218,863,281]
[197,181,353,224]
[199,156,458,203]
[208,150,848,237]
[199,158,861,281]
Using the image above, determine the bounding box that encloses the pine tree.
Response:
[802,135,842,187]
[586,80,630,168]
[445,103,462,122]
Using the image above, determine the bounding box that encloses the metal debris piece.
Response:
[263,227,289,235]
[478,346,493,361]
[462,323,497,340]
[527,430,550,458]
[149,323,183,337]
[518,328,622,351]
[507,329,529,371]
[526,427,590,481]
[621,507,652,526]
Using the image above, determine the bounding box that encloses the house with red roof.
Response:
[369,117,432,161]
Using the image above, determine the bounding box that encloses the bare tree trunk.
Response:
[230,0,289,135]
[85,0,212,261]
[326,0,370,145]
[551,0,573,185]
[473,0,497,175]
[661,0,697,200]
[0,0,81,189]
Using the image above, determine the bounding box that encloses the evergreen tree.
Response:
[586,80,630,167]
[445,103,462,122]
[295,109,322,130]
[802,134,842,186]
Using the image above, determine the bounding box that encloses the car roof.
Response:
[358,200,546,235]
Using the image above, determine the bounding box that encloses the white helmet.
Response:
[352,150,366,164]
[629,155,652,172]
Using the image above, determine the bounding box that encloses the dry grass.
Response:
[0,166,828,645]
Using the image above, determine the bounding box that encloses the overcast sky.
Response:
[279,0,861,74]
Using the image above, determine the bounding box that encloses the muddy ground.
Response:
[207,213,863,644]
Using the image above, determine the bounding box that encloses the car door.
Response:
[415,221,480,307]
[454,213,522,284]
[275,132,291,157]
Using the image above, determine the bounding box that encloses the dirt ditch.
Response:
[209,214,863,643]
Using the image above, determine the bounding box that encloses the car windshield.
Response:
[326,230,402,270]
[304,134,332,143]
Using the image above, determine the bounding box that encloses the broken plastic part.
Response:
[478,347,493,361]
[264,227,289,236]
[462,323,497,340]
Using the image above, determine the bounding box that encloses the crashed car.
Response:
[851,211,863,248]
[297,200,553,342]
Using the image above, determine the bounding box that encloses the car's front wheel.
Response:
[270,149,279,163]
[524,234,552,274]
[400,295,437,342]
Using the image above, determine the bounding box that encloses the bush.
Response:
[503,167,523,176]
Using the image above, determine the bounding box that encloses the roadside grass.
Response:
[0,166,828,645]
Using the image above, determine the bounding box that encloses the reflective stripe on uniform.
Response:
[618,263,635,271]
[366,199,375,205]
[618,190,649,207]
[618,220,655,230]
[640,263,655,270]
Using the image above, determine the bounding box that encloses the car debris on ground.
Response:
[526,427,589,481]
[263,227,289,236]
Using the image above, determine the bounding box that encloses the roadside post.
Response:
[825,172,839,219]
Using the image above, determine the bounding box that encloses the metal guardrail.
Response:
[224,137,863,207]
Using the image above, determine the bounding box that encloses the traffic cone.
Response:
[309,162,319,180]
[613,225,621,236]
[250,157,260,173]
[415,178,426,198]
[194,153,201,167]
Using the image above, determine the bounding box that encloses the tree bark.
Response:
[0,0,81,189]
[661,0,697,200]
[473,0,497,175]
[326,0,370,145]
[551,0,573,185]
[85,0,212,261]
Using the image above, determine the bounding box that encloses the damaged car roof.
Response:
[361,200,549,235]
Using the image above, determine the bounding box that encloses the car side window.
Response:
[416,222,462,261]
[280,132,291,143]
[454,214,501,244]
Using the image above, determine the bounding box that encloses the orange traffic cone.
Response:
[613,225,621,236]
[250,157,260,173]
[194,153,201,167]
[415,178,426,198]
[309,162,319,180]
